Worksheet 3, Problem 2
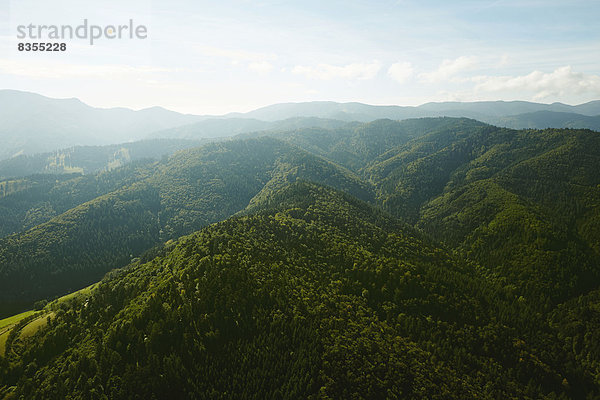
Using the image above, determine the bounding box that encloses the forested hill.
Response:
[364,125,600,305]
[0,137,373,315]
[1,118,599,314]
[1,118,599,398]
[0,139,205,180]
[243,117,489,171]
[2,182,598,398]
[2,117,473,314]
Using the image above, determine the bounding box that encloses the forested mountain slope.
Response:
[253,117,488,171]
[361,126,600,304]
[1,118,599,316]
[0,139,204,180]
[0,138,373,315]
[1,118,599,398]
[2,182,597,399]
[0,161,156,239]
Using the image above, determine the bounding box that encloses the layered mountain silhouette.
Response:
[2,90,598,162]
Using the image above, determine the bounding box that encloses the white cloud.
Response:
[248,61,273,74]
[292,61,381,80]
[419,56,478,83]
[388,62,414,84]
[471,66,600,100]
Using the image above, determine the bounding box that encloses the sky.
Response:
[0,0,599,115]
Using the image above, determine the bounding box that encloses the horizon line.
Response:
[1,88,599,117]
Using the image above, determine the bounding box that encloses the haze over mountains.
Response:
[2,90,599,162]
[0,90,203,160]
[226,99,600,121]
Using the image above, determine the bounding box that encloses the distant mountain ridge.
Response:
[0,90,204,160]
[489,110,600,130]
[226,99,600,121]
[152,100,600,141]
[1,89,599,160]
[148,116,350,140]
[0,139,206,180]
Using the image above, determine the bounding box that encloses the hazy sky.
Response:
[1,0,599,114]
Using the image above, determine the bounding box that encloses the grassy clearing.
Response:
[0,311,35,331]
[0,283,96,357]
[0,311,36,358]
[50,283,97,307]
[20,313,55,339]
[0,330,10,357]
